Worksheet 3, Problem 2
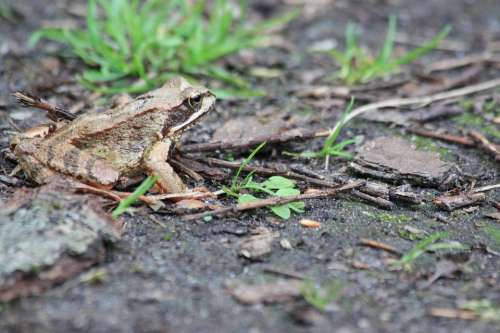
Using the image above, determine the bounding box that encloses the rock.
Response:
[280,238,293,250]
[349,137,458,188]
[239,228,278,260]
[0,182,121,301]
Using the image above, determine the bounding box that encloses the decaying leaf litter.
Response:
[1,0,500,332]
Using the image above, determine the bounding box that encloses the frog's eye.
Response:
[187,95,203,109]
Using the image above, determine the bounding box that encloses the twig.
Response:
[181,181,364,221]
[13,92,76,121]
[261,266,307,280]
[179,128,330,153]
[340,78,500,131]
[469,130,500,161]
[76,183,218,204]
[169,158,204,182]
[359,238,401,255]
[351,189,395,210]
[407,127,475,146]
[421,65,483,95]
[424,52,500,73]
[429,308,476,320]
[203,157,338,188]
[200,157,420,208]
[471,183,500,193]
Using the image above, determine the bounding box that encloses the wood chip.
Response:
[429,308,477,320]
[228,280,303,305]
[360,238,401,255]
[299,219,321,228]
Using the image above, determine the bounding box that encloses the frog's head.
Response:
[163,76,216,139]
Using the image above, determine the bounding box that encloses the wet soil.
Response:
[1,1,499,332]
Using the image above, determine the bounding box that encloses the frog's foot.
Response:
[144,139,187,193]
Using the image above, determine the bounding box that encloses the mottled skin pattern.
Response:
[11,77,216,193]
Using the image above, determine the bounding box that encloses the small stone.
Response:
[280,238,293,250]
[239,228,278,260]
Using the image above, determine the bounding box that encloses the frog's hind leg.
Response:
[35,142,121,188]
[143,139,187,193]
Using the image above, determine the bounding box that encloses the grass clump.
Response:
[285,98,358,162]
[327,16,451,84]
[301,279,343,312]
[30,0,296,97]
[112,174,158,218]
[224,142,305,220]
[392,232,469,271]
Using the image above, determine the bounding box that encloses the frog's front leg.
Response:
[143,139,187,193]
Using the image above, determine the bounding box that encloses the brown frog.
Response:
[10,77,216,193]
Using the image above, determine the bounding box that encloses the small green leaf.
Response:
[270,205,291,219]
[263,176,296,190]
[238,193,259,205]
[112,175,158,219]
[275,188,300,197]
[288,201,305,213]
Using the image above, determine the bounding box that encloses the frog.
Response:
[10,76,216,193]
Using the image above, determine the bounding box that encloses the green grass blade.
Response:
[231,142,267,191]
[394,25,451,66]
[112,175,158,218]
[377,15,396,64]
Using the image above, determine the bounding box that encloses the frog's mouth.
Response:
[169,92,216,134]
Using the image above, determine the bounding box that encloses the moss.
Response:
[364,212,412,224]
[411,135,450,159]
[454,99,500,139]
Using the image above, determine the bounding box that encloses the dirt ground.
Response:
[0,0,499,332]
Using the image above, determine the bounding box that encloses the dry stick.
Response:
[204,157,337,188]
[76,183,218,204]
[429,308,476,320]
[182,181,364,221]
[179,128,330,153]
[471,183,500,193]
[406,127,475,146]
[338,77,500,132]
[469,130,500,161]
[422,65,483,95]
[202,157,418,209]
[424,52,500,73]
[359,238,401,255]
[13,92,76,121]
